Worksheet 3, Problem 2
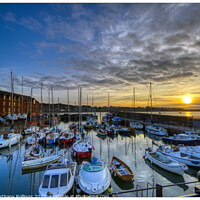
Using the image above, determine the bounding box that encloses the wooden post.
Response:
[156,183,163,197]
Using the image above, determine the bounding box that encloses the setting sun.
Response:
[183,97,192,104]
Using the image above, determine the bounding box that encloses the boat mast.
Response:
[92,94,94,114]
[48,88,50,127]
[40,83,42,128]
[11,71,14,127]
[21,76,23,115]
[87,94,88,115]
[108,92,110,113]
[51,86,54,129]
[30,88,32,124]
[58,97,59,126]
[67,88,70,125]
[134,88,135,123]
[150,82,152,121]
[78,86,80,130]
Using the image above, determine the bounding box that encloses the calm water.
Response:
[0,121,199,197]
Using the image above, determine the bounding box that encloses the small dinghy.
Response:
[22,154,61,170]
[24,144,44,160]
[78,157,111,195]
[97,129,107,136]
[111,156,134,181]
[39,160,77,197]
[145,147,188,175]
[0,133,21,149]
[83,121,93,129]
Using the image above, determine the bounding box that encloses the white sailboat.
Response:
[1,72,21,148]
[145,83,168,136]
[129,88,143,130]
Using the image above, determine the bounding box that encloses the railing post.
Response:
[156,183,163,197]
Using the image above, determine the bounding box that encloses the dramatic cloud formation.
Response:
[1,3,200,107]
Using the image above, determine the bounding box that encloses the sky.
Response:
[1,3,200,108]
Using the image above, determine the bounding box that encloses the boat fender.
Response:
[74,152,76,157]
[108,185,113,193]
[143,155,145,159]
[47,192,53,197]
[197,171,200,182]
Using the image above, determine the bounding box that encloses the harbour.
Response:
[0,115,200,197]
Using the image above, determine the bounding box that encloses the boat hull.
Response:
[111,156,134,182]
[0,134,21,149]
[22,155,61,170]
[162,137,200,145]
[145,151,185,175]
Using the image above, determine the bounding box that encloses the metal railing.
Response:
[99,180,200,197]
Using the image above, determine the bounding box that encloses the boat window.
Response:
[50,175,59,188]
[42,175,50,188]
[83,162,104,172]
[60,173,67,187]
[68,171,71,183]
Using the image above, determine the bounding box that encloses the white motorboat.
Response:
[162,134,200,145]
[161,146,200,167]
[145,148,188,175]
[0,133,21,149]
[39,161,77,197]
[145,125,168,136]
[24,126,40,134]
[22,154,61,170]
[78,159,111,195]
[129,121,143,130]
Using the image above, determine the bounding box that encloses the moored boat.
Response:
[145,147,188,175]
[0,133,21,149]
[160,145,200,168]
[111,156,134,181]
[59,131,74,144]
[162,134,200,145]
[39,160,77,197]
[129,121,143,130]
[22,154,61,170]
[78,158,111,195]
[146,125,168,136]
[72,140,93,158]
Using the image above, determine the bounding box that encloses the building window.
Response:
[3,108,5,112]
[3,102,5,106]
[9,96,11,100]
[33,99,36,104]
[9,102,11,106]
[14,108,16,112]
[3,95,6,100]
[14,102,16,106]
[8,108,10,113]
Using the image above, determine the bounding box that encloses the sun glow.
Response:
[183,96,192,104]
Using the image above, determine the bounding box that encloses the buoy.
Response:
[143,155,145,159]
[108,185,113,193]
